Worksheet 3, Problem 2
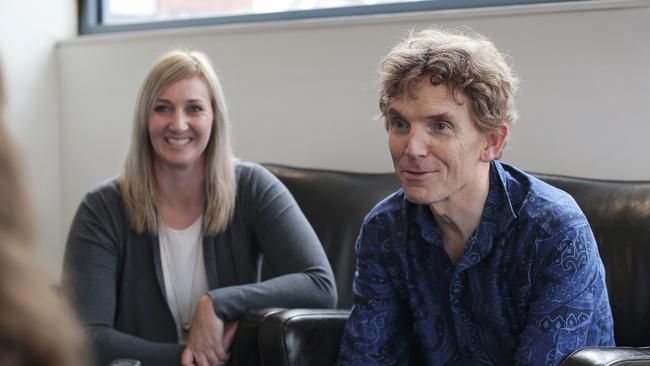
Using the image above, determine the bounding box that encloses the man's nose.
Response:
[169,110,189,132]
[404,127,427,158]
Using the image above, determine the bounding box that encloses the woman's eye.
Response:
[153,105,169,113]
[188,105,203,113]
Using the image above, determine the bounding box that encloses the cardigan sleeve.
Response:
[62,181,184,366]
[208,163,337,321]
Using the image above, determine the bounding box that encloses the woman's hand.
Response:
[180,295,239,366]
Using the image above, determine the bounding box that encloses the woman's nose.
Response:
[169,111,189,132]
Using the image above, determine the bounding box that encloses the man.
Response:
[337,28,614,365]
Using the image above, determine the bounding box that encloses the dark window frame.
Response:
[79,0,590,35]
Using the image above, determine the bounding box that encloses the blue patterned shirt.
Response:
[337,161,614,366]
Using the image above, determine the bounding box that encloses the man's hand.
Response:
[180,295,239,366]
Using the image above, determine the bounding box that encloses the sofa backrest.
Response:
[265,164,650,347]
[264,164,400,310]
[534,174,650,346]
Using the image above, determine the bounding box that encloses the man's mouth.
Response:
[401,170,435,180]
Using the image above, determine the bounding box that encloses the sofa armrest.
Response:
[561,346,650,366]
[257,308,350,366]
[230,308,286,366]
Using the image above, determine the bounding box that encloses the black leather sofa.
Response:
[230,164,650,366]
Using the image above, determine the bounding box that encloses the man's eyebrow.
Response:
[386,108,404,118]
[424,111,454,121]
[386,108,454,121]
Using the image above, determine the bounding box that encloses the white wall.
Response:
[0,0,76,277]
[57,0,649,274]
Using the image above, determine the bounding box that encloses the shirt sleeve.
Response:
[514,223,615,365]
[63,187,184,366]
[337,215,412,366]
[208,163,337,321]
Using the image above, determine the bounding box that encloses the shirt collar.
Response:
[484,160,517,234]
[408,161,517,267]
[411,199,441,245]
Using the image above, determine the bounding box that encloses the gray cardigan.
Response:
[63,162,336,366]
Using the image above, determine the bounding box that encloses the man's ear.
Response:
[481,123,509,162]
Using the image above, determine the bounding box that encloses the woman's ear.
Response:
[481,123,510,162]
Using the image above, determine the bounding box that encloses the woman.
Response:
[63,50,336,366]
[0,63,86,365]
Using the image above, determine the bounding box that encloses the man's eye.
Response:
[435,121,451,131]
[390,119,408,130]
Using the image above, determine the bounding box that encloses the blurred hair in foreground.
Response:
[0,60,88,366]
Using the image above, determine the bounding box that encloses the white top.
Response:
[159,216,209,344]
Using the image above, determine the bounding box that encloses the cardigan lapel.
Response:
[151,235,168,299]
[203,235,219,289]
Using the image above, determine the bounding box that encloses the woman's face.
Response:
[148,77,213,172]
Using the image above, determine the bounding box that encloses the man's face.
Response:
[387,78,490,205]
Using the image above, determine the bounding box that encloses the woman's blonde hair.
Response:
[0,75,30,244]
[122,49,236,235]
[0,62,86,366]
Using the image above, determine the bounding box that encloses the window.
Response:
[104,0,432,25]
[80,0,589,34]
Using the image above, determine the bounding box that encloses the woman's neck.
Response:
[154,159,206,230]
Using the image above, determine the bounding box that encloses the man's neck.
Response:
[429,164,491,263]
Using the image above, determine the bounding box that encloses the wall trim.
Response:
[59,0,647,47]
